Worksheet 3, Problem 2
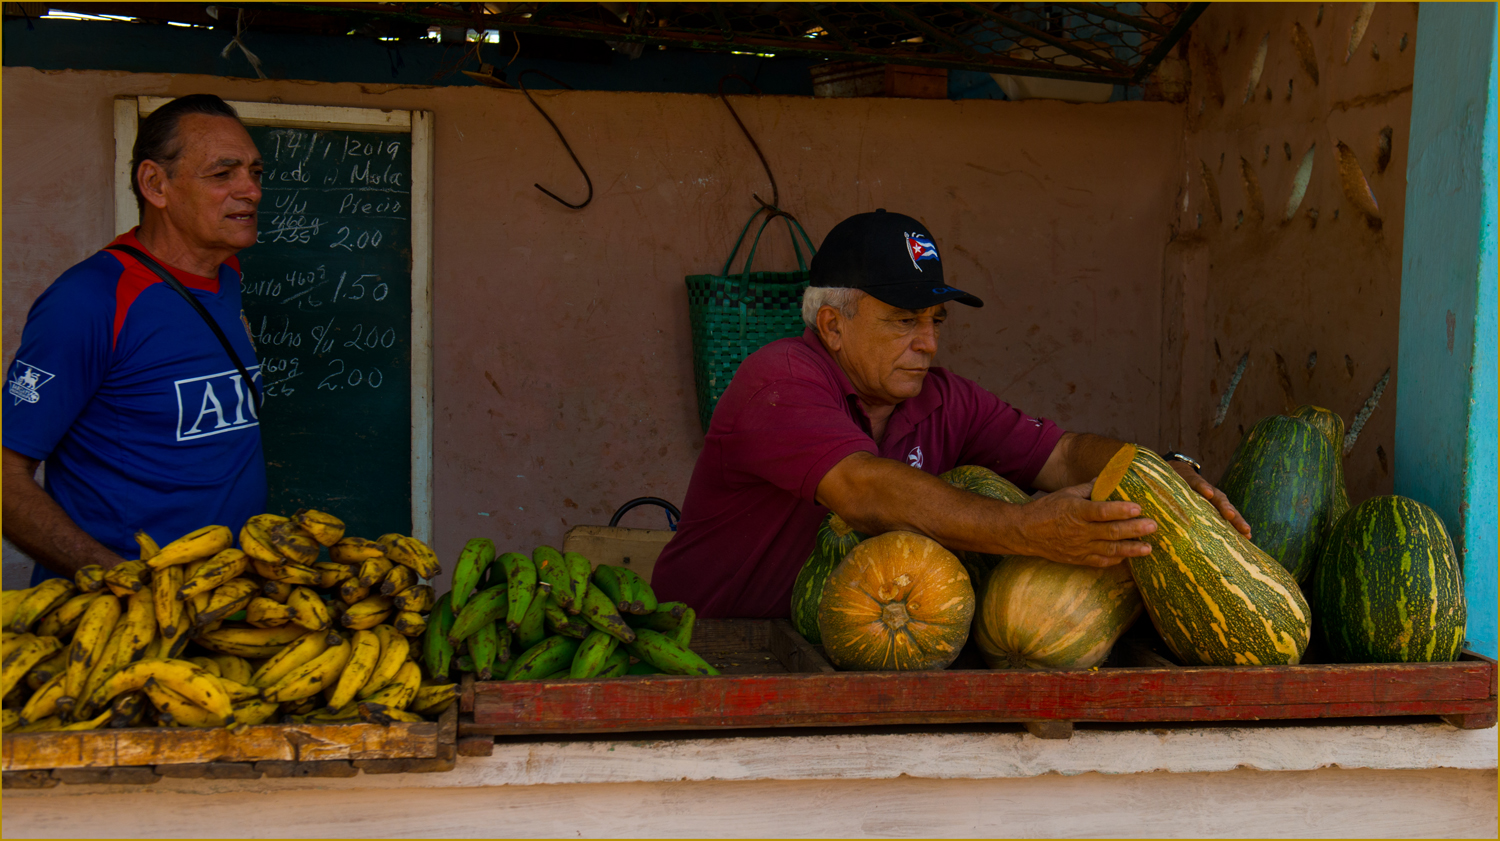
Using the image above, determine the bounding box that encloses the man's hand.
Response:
[817,452,1159,569]
[1168,460,1252,538]
[1010,482,1157,567]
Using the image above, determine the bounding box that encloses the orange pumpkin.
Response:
[817,531,975,671]
[973,555,1142,669]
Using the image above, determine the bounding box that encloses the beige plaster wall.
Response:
[1162,2,1417,502]
[2,67,1182,583]
[2,766,1495,838]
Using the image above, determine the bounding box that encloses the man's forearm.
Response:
[1032,432,1130,492]
[1033,431,1253,538]
[2,450,126,577]
[816,452,1033,556]
[816,449,1157,567]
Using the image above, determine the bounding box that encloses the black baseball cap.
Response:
[809,209,983,309]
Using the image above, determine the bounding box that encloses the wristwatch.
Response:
[1163,451,1202,472]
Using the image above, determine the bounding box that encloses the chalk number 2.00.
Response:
[317,359,384,391]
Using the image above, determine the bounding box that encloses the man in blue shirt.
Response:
[3,94,267,582]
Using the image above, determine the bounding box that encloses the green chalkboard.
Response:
[238,125,414,540]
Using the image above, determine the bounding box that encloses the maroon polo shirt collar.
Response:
[793,327,944,443]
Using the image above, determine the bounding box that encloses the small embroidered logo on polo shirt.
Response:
[907,446,924,469]
[8,361,54,405]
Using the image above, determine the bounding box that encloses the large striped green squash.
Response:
[1291,404,1350,521]
[973,555,1143,669]
[939,465,1030,504]
[789,513,866,644]
[1313,496,1466,663]
[1218,414,1341,583]
[1092,444,1310,666]
[938,466,1030,587]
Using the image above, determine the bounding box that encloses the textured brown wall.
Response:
[1162,3,1417,503]
[2,68,1184,582]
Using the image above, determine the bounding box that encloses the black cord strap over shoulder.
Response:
[108,243,262,411]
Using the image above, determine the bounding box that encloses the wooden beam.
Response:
[1026,720,1074,739]
[769,619,836,674]
[1131,2,1209,82]
[960,2,1132,74]
[878,3,987,63]
[1,717,441,772]
[1053,3,1171,36]
[801,5,858,53]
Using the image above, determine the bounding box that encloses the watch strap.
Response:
[1163,451,1202,472]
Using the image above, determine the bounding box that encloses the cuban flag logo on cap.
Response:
[905,232,939,272]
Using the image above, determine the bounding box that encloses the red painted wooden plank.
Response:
[474,662,1492,711]
[467,619,1497,735]
[466,697,1497,735]
[470,660,1496,734]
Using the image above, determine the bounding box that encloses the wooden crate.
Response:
[1,701,458,780]
[560,524,673,583]
[460,620,1497,739]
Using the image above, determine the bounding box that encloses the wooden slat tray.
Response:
[1,701,458,775]
[461,620,1498,738]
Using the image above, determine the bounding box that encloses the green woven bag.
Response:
[686,207,818,433]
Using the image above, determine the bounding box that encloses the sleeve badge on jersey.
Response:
[241,311,257,350]
[8,361,54,405]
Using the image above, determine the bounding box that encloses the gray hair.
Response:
[801,287,865,329]
[131,94,245,215]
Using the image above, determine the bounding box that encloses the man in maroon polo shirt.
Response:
[653,210,1248,619]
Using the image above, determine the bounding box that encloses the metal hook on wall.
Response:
[519,69,594,209]
[718,73,781,213]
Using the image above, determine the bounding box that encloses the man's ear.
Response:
[815,305,844,353]
[137,161,171,211]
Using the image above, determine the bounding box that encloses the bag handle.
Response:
[108,243,263,412]
[719,206,818,279]
[740,211,817,278]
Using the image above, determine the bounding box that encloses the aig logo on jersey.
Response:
[8,360,55,405]
[175,367,261,442]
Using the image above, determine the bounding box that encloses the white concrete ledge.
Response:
[6,721,1494,798]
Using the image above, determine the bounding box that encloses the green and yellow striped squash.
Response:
[789,513,865,644]
[938,465,1030,587]
[1217,414,1341,583]
[1291,404,1350,522]
[1313,496,1466,663]
[818,531,974,671]
[973,554,1143,669]
[1092,444,1310,666]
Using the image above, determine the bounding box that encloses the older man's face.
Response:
[158,114,263,257]
[828,295,947,408]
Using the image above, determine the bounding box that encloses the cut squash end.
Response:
[1092,444,1139,502]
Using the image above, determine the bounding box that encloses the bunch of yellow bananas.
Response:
[0,510,457,736]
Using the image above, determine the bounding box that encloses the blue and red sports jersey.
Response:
[4,229,267,582]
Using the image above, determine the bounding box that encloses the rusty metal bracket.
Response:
[518,69,593,209]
